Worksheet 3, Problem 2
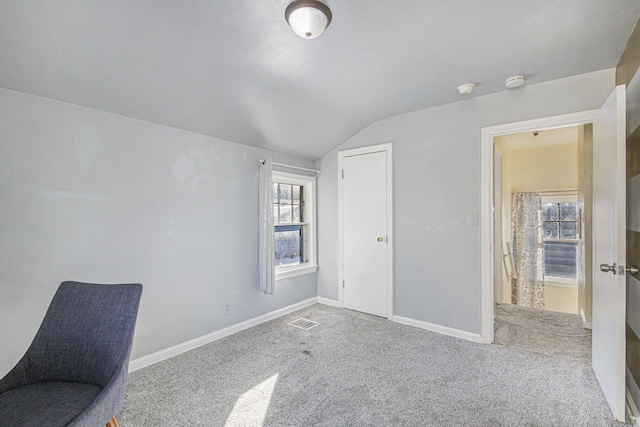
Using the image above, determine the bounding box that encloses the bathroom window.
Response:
[542,198,579,279]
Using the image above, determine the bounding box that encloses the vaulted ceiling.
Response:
[1,1,639,160]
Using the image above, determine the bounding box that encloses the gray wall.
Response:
[316,69,615,335]
[0,89,317,375]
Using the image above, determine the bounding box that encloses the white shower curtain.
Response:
[259,158,275,294]
[511,192,545,309]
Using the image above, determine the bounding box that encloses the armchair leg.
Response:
[106,417,120,427]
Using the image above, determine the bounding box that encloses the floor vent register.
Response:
[289,318,319,330]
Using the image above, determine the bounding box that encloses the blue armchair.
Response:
[0,281,143,427]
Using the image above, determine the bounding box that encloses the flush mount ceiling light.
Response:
[285,0,332,39]
[506,75,525,89]
[457,83,475,95]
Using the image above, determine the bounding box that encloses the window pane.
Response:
[544,241,577,278]
[273,183,279,203]
[280,184,292,204]
[292,205,301,223]
[542,203,558,221]
[275,225,302,267]
[560,222,577,239]
[279,205,292,223]
[292,185,300,203]
[543,222,558,239]
[559,203,577,221]
[273,206,279,224]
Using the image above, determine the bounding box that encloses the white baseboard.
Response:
[627,368,640,426]
[130,299,487,372]
[317,297,341,307]
[580,309,593,329]
[128,297,317,372]
[393,315,484,343]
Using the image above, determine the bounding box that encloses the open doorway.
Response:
[481,96,629,421]
[492,125,593,322]
[480,110,597,343]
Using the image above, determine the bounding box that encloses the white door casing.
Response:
[592,84,627,422]
[338,143,393,319]
[494,154,503,304]
[480,110,597,344]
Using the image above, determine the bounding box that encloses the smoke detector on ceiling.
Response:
[506,75,525,89]
[457,83,475,95]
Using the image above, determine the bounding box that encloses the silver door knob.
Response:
[600,263,617,274]
[627,265,640,275]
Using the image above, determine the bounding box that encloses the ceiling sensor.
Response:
[457,83,475,95]
[506,75,525,89]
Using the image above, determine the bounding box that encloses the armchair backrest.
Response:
[18,281,142,388]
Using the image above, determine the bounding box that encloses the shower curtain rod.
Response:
[259,159,319,175]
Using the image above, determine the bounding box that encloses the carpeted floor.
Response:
[119,303,628,426]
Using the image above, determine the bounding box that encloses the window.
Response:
[542,196,579,279]
[273,182,305,267]
[272,172,317,279]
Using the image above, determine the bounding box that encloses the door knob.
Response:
[600,263,640,275]
[600,263,617,274]
[377,237,384,242]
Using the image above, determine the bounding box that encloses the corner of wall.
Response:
[617,18,640,86]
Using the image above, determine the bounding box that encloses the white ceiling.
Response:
[1,1,639,160]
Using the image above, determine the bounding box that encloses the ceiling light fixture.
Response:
[285,0,332,39]
[457,83,475,95]
[505,75,525,89]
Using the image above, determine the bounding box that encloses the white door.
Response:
[592,84,626,421]
[341,149,389,318]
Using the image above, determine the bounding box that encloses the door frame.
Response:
[480,110,597,343]
[493,152,503,305]
[338,143,394,320]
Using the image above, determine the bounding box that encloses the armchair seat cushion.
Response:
[0,282,142,426]
[0,382,102,427]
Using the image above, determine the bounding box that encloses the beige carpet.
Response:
[119,303,627,426]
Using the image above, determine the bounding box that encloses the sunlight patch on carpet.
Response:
[224,373,279,427]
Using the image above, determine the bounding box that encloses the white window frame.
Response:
[542,194,579,288]
[272,171,318,280]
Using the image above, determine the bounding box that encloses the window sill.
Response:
[544,276,578,289]
[276,264,318,280]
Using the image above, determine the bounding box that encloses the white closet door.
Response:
[341,150,388,317]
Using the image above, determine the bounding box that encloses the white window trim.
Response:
[276,264,318,280]
[542,195,578,204]
[273,171,318,280]
[545,276,578,289]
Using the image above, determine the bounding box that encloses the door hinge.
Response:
[341,169,344,178]
[342,280,345,288]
